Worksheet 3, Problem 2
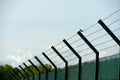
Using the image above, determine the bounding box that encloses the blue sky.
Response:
[0,0,120,67]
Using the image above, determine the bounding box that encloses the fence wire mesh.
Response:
[1,9,120,80]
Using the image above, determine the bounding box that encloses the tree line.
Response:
[0,64,62,80]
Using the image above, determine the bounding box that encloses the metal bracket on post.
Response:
[51,46,68,80]
[34,56,48,80]
[42,52,57,80]
[19,65,29,80]
[15,68,26,80]
[77,31,99,80]
[63,39,82,80]
[23,63,34,80]
[28,59,41,80]
[98,19,120,46]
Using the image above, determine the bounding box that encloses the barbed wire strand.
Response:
[55,9,120,51]
[103,8,120,21]
[107,17,120,26]
[42,34,120,66]
[69,17,120,46]
[66,44,118,62]
[16,8,120,68]
[59,27,120,56]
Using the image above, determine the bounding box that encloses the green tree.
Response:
[45,64,52,72]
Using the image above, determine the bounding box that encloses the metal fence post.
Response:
[15,68,26,80]
[19,65,29,80]
[13,69,21,80]
[63,39,82,80]
[9,71,17,80]
[34,56,48,80]
[42,52,57,80]
[98,19,120,79]
[51,46,68,80]
[28,59,41,80]
[98,19,120,46]
[23,63,34,80]
[7,71,15,80]
[77,31,99,80]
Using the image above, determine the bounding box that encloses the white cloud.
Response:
[1,50,34,67]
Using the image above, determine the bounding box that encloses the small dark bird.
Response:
[80,29,83,32]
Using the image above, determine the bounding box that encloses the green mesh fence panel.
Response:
[48,72,54,80]
[34,69,65,80]
[41,74,46,80]
[81,62,96,80]
[57,69,65,80]
[99,58,119,80]
[68,65,79,80]
[33,57,119,80]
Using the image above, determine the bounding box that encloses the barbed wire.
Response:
[51,9,120,50]
[66,44,118,62]
[17,26,120,68]
[53,39,119,63]
[102,8,120,21]
[45,9,120,54]
[15,8,120,68]
[53,16,120,52]
[57,27,120,57]
[68,17,120,47]
[107,17,120,26]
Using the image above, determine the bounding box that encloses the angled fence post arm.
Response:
[7,72,15,80]
[8,70,18,80]
[9,71,17,80]
[13,69,21,80]
[98,19,120,46]
[98,19,120,79]
[3,71,12,80]
[6,72,12,80]
[16,71,22,79]
[28,59,41,80]
[15,68,26,80]
[34,56,48,80]
[42,52,57,80]
[77,31,99,80]
[9,68,21,80]
[51,46,68,80]
[19,65,29,80]
[23,63,34,80]
[63,39,82,80]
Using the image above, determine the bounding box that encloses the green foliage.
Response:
[38,65,45,74]
[0,66,5,75]
[45,64,52,72]
[4,64,13,72]
[0,63,62,79]
[0,64,17,80]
